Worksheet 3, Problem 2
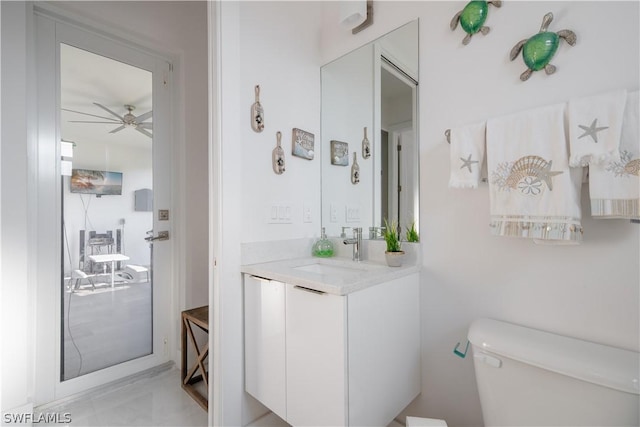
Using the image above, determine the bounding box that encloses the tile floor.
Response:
[37,367,207,426]
[37,365,407,427]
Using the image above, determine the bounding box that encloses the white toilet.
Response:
[468,318,639,426]
[409,318,639,426]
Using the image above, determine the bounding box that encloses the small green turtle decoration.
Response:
[510,12,577,81]
[450,1,502,45]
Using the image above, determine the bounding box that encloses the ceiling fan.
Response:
[62,103,153,138]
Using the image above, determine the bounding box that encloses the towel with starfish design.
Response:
[487,103,583,243]
[568,89,627,167]
[588,90,640,219]
[448,121,486,189]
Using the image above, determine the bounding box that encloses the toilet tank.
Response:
[468,318,639,426]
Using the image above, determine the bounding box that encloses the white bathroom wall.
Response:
[238,1,323,244]
[1,1,36,414]
[320,2,640,426]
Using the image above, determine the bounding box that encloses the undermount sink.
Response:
[292,260,384,278]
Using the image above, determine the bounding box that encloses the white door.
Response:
[34,12,173,403]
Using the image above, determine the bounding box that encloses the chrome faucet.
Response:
[343,227,362,261]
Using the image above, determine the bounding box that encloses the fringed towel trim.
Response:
[591,199,640,220]
[490,215,583,242]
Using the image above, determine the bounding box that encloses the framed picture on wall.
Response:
[292,128,315,160]
[330,140,349,166]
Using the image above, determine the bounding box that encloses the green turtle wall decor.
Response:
[510,12,577,81]
[450,0,502,45]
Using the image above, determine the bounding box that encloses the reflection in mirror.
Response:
[321,20,419,239]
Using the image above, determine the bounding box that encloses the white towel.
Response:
[448,122,486,189]
[589,90,640,219]
[487,103,583,243]
[568,89,627,167]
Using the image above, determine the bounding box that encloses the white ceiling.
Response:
[60,43,153,150]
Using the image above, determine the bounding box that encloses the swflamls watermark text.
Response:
[3,412,72,424]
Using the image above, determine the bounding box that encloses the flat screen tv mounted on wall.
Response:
[70,169,123,196]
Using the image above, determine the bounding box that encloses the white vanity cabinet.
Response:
[244,272,420,427]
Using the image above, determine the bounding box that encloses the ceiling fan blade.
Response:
[69,120,124,124]
[135,110,153,122]
[93,102,125,121]
[139,123,153,129]
[135,127,153,138]
[109,125,126,134]
[62,108,121,122]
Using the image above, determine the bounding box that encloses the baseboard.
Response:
[34,361,174,412]
[2,402,35,426]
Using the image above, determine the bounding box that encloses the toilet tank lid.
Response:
[468,318,639,395]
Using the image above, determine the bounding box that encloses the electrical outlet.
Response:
[330,204,339,222]
[303,204,312,223]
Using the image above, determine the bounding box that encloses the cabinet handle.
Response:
[250,275,272,282]
[293,285,326,295]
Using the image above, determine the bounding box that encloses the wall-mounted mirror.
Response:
[321,20,419,239]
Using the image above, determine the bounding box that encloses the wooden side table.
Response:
[181,306,209,410]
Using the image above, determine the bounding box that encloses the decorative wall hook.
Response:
[510,12,577,82]
[251,85,264,132]
[272,131,285,175]
[450,0,502,45]
[453,340,470,358]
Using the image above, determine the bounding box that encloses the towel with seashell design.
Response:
[487,103,584,243]
[568,89,627,167]
[588,90,640,219]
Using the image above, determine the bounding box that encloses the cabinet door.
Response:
[347,273,421,426]
[244,275,286,420]
[286,284,347,427]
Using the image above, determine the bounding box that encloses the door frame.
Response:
[32,5,180,405]
[378,56,418,229]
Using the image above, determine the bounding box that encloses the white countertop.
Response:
[241,256,420,296]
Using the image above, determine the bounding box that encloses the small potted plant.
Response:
[383,218,405,267]
[405,221,419,243]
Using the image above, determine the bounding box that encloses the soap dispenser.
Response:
[312,228,334,258]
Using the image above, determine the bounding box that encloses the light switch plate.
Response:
[346,205,360,222]
[267,203,293,224]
